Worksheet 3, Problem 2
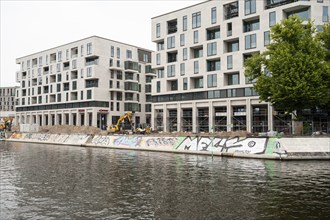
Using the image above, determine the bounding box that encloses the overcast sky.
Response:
[0,0,203,87]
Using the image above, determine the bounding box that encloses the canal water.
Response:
[0,142,329,220]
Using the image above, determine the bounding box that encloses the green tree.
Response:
[244,16,330,116]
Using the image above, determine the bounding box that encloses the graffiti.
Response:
[38,134,51,142]
[113,136,142,148]
[0,131,5,139]
[273,141,287,157]
[91,136,111,146]
[10,133,22,139]
[146,137,177,147]
[176,136,268,154]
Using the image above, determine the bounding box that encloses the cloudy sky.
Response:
[0,0,203,87]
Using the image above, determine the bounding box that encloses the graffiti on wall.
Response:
[145,137,177,147]
[91,136,111,146]
[113,136,142,148]
[175,136,269,154]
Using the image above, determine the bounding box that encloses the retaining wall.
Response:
[6,133,330,160]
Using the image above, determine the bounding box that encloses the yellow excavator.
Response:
[108,112,133,134]
[0,116,14,131]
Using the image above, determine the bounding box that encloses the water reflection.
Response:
[0,142,329,219]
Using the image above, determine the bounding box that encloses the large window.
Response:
[87,43,92,55]
[207,42,217,56]
[227,40,239,52]
[193,47,203,58]
[224,1,239,20]
[126,50,132,59]
[183,78,188,90]
[192,12,201,29]
[207,27,220,40]
[269,12,276,27]
[245,34,257,49]
[167,64,175,77]
[207,59,220,72]
[286,7,310,21]
[323,6,329,22]
[227,72,239,85]
[183,48,188,60]
[157,81,160,93]
[167,36,175,49]
[85,79,99,88]
[180,34,185,46]
[156,23,160,38]
[245,0,256,15]
[207,74,217,88]
[194,61,199,74]
[243,18,259,32]
[194,77,203,88]
[180,63,185,76]
[211,7,217,24]
[167,19,177,34]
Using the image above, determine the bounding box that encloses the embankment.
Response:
[5,133,330,160]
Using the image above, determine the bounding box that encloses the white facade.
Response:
[16,36,155,128]
[0,86,18,119]
[151,0,329,133]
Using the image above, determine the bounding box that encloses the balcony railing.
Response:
[265,0,309,9]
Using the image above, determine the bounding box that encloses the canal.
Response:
[0,141,329,219]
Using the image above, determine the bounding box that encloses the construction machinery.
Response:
[0,117,14,131]
[108,112,133,134]
[134,124,152,134]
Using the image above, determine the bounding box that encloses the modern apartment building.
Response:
[0,86,18,119]
[16,36,154,128]
[151,0,329,133]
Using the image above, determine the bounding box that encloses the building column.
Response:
[227,100,232,132]
[151,105,155,131]
[92,109,97,127]
[209,101,214,132]
[246,99,252,133]
[85,112,89,126]
[268,104,274,132]
[177,104,181,132]
[192,102,197,133]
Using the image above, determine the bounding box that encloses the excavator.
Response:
[0,117,14,131]
[108,112,133,134]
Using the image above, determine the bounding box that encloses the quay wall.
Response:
[6,133,330,160]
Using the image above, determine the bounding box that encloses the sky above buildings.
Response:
[0,0,203,87]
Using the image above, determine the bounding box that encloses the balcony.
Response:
[265,0,309,9]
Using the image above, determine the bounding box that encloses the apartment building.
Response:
[151,0,329,133]
[0,86,18,119]
[16,36,154,128]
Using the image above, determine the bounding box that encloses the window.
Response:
[58,51,62,62]
[227,23,232,37]
[180,63,185,76]
[167,36,175,49]
[86,79,99,88]
[207,28,220,40]
[87,67,92,77]
[157,41,164,51]
[194,77,203,88]
[193,30,199,43]
[245,34,257,49]
[167,51,177,63]
[111,46,114,57]
[87,43,92,55]
[72,81,77,90]
[167,64,175,77]
[180,34,185,46]
[66,49,69,60]
[157,81,160,93]
[227,72,239,85]
[207,74,217,88]
[87,90,92,99]
[39,57,42,66]
[156,23,161,38]
[81,45,84,56]
[72,60,77,69]
[168,19,177,34]
[183,48,188,60]
[227,40,239,52]
[156,53,161,65]
[80,69,84,78]
[157,69,164,78]
[170,80,178,91]
[194,61,199,74]
[192,12,201,29]
[193,47,203,58]
[245,0,256,15]
[224,1,239,20]
[211,7,217,24]
[126,50,132,59]
[207,42,217,56]
[264,31,270,46]
[207,59,220,72]
[269,12,276,27]
[243,19,259,32]
[323,6,329,22]
[56,63,61,72]
[116,48,120,59]
[183,15,187,31]
[227,55,233,69]
[286,7,310,21]
[183,78,188,90]
[317,0,323,2]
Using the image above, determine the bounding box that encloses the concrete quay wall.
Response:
[6,133,330,160]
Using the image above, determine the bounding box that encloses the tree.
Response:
[244,16,330,116]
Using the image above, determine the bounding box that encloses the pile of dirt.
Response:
[39,125,102,135]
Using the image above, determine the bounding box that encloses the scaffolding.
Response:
[181,109,192,132]
[197,108,209,132]
[232,106,247,131]
[155,109,164,131]
[214,107,227,132]
[167,109,178,132]
[252,105,268,133]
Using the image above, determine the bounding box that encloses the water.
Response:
[0,141,329,220]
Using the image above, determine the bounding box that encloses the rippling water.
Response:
[0,141,329,220]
